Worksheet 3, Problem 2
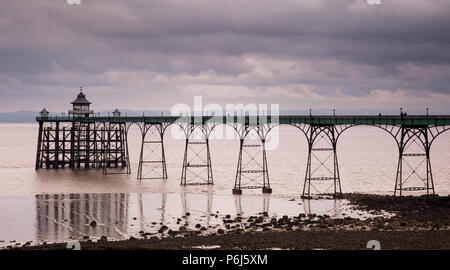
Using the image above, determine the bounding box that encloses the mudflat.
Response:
[13,194,450,250]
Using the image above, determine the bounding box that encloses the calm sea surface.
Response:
[0,123,449,246]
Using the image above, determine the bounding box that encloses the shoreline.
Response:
[11,193,450,250]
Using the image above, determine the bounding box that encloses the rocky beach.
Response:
[12,194,450,250]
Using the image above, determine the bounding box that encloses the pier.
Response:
[35,90,450,197]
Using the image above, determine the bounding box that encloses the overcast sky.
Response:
[1,0,449,114]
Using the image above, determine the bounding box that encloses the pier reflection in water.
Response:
[0,193,383,246]
[35,194,129,242]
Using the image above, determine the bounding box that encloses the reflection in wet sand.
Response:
[302,198,342,217]
[234,196,270,215]
[0,193,389,247]
[36,194,129,242]
[180,192,213,227]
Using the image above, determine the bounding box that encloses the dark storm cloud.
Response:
[0,0,450,112]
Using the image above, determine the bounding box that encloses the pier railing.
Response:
[36,115,450,126]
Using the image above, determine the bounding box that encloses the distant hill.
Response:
[0,111,38,122]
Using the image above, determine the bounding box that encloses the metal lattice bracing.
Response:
[91,123,105,169]
[232,123,275,194]
[72,122,88,168]
[373,123,450,196]
[180,124,214,185]
[304,125,341,198]
[394,126,433,196]
[102,122,130,174]
[292,123,352,198]
[72,122,104,169]
[35,121,73,169]
[137,123,169,180]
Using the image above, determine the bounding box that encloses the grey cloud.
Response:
[0,0,450,112]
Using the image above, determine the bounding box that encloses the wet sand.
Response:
[13,193,450,250]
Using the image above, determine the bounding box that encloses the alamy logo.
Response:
[366,0,382,5]
[67,0,81,4]
[367,240,381,250]
[66,240,81,250]
[170,96,280,150]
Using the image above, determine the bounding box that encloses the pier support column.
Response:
[302,124,342,198]
[35,121,44,170]
[35,121,73,169]
[180,125,213,185]
[72,122,103,169]
[73,122,86,168]
[233,125,272,195]
[137,123,168,179]
[394,125,434,196]
[93,123,103,168]
[69,122,75,168]
[59,124,72,168]
[102,122,130,174]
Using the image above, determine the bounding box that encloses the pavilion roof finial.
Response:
[71,87,91,105]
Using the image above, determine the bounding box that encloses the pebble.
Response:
[158,226,169,233]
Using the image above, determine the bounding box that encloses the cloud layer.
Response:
[1,0,450,114]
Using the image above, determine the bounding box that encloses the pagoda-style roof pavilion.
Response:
[71,88,91,105]
[68,87,94,117]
